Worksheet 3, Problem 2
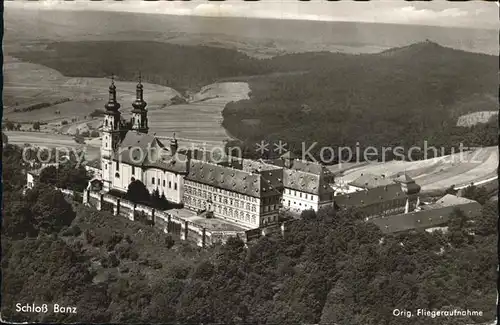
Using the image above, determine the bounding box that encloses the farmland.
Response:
[335,146,498,192]
[3,56,251,151]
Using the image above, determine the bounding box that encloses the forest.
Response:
[2,144,497,324]
[222,42,498,160]
[14,40,497,161]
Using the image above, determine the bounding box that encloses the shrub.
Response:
[61,120,68,125]
[90,130,100,138]
[61,225,82,237]
[85,229,95,244]
[108,253,120,267]
[92,236,104,247]
[89,109,105,118]
[165,234,175,249]
[74,192,83,203]
[106,232,124,251]
[169,264,190,279]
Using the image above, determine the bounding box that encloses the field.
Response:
[4,131,101,161]
[4,55,251,150]
[457,110,499,127]
[335,146,498,192]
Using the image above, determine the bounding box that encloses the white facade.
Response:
[143,168,184,203]
[183,180,280,228]
[108,162,184,204]
[282,188,320,212]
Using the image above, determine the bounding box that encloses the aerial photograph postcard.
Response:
[1,0,498,324]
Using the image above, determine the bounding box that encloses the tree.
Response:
[27,185,76,234]
[461,185,488,205]
[5,120,14,131]
[32,121,41,131]
[2,193,37,239]
[16,123,22,130]
[126,180,150,203]
[472,201,498,237]
[39,165,58,186]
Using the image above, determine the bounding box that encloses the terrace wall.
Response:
[84,190,257,247]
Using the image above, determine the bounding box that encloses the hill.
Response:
[10,40,497,159]
[4,9,498,56]
[12,41,271,93]
[222,41,498,160]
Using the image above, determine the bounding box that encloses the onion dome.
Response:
[105,76,121,111]
[132,74,147,112]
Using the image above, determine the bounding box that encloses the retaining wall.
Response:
[83,190,257,247]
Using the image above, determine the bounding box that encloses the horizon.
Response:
[5,0,498,30]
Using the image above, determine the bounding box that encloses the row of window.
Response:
[185,196,258,224]
[286,200,316,210]
[284,188,316,200]
[185,181,258,203]
[151,177,177,190]
[187,188,258,212]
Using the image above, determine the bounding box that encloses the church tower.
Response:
[130,74,149,134]
[101,76,122,191]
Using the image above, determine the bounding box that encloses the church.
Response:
[97,77,335,228]
[100,77,187,204]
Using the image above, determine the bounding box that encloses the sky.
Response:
[5,0,499,29]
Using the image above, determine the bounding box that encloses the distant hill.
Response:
[4,8,498,56]
[12,41,272,93]
[9,38,498,159]
[222,41,498,159]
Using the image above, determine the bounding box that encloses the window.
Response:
[132,166,135,175]
[163,180,166,187]
[174,183,177,190]
[152,177,155,184]
[300,193,302,198]
[115,161,119,169]
[305,194,308,200]
[169,181,172,189]
[157,178,160,185]
[105,164,107,170]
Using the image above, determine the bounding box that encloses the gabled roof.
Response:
[348,173,394,189]
[289,160,326,175]
[113,131,188,174]
[283,168,333,195]
[186,160,281,198]
[370,211,449,234]
[432,194,479,207]
[335,183,405,208]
